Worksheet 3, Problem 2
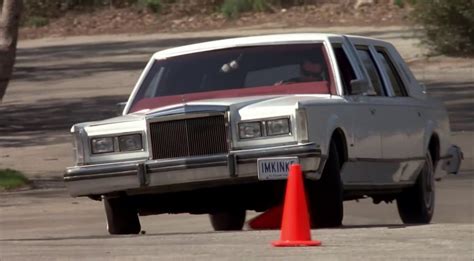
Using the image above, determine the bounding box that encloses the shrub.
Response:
[412,0,474,56]
[137,0,162,13]
[24,16,50,28]
[221,0,272,19]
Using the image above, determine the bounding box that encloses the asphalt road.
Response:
[0,26,473,260]
[1,171,472,260]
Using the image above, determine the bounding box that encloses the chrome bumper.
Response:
[442,145,463,175]
[64,143,322,197]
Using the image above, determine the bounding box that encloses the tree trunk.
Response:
[0,0,23,102]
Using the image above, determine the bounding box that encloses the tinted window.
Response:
[356,48,385,96]
[376,50,408,96]
[245,64,300,87]
[332,45,356,95]
[130,44,333,112]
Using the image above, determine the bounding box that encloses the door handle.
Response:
[370,108,376,115]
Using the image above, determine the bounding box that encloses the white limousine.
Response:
[64,34,462,234]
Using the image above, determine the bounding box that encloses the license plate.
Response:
[257,157,299,180]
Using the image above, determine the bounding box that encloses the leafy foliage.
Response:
[23,16,50,27]
[0,169,29,190]
[220,0,272,19]
[137,0,162,13]
[412,0,474,56]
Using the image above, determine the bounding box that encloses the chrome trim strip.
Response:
[236,143,320,160]
[65,161,142,177]
[348,157,425,163]
[64,170,136,181]
[64,143,320,184]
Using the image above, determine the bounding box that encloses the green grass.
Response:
[0,169,29,190]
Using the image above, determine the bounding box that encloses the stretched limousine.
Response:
[64,34,462,234]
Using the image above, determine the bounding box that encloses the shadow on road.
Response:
[0,230,217,242]
[0,223,422,242]
[13,36,227,83]
[339,224,425,229]
[1,81,471,149]
[12,30,420,83]
[14,61,146,82]
[4,35,472,149]
[0,95,127,147]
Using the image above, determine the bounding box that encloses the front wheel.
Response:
[307,140,344,228]
[104,196,141,235]
[396,153,435,224]
[209,210,246,231]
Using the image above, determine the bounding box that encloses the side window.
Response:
[356,47,386,96]
[376,49,408,96]
[332,44,356,95]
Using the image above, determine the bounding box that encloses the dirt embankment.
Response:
[20,2,410,40]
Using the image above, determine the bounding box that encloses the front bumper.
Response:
[64,143,322,197]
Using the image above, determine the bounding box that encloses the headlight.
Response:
[91,137,114,154]
[266,118,290,136]
[239,122,262,139]
[118,134,143,152]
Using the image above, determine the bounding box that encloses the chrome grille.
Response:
[149,115,228,159]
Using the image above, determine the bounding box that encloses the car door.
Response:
[372,46,425,183]
[350,45,398,185]
[331,42,383,187]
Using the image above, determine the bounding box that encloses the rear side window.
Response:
[332,45,356,95]
[376,49,408,96]
[356,48,386,96]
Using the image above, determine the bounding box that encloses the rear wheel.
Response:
[396,153,435,224]
[104,196,141,235]
[307,140,344,228]
[209,209,246,231]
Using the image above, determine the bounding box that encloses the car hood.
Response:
[74,94,333,131]
[137,94,332,121]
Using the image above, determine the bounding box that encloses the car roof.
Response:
[152,33,381,59]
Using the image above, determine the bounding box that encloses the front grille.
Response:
[149,115,228,160]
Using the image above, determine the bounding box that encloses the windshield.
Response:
[129,43,334,113]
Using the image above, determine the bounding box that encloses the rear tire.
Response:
[396,153,435,224]
[307,140,344,228]
[104,196,141,235]
[209,210,246,231]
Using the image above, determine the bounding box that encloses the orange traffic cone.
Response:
[248,205,283,230]
[272,164,321,247]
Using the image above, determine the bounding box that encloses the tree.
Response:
[0,0,23,102]
[412,0,474,56]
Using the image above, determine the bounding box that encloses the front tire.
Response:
[104,196,141,235]
[396,153,435,224]
[307,140,344,228]
[209,210,246,231]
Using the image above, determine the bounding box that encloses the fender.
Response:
[321,114,349,170]
[324,114,342,156]
[423,119,437,154]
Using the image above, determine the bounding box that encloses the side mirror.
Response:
[116,102,127,116]
[350,79,375,96]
